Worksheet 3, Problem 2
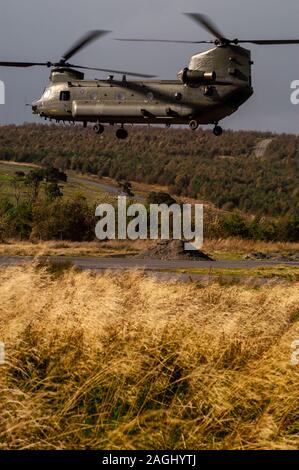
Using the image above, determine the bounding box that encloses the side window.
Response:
[116,92,126,102]
[60,91,71,102]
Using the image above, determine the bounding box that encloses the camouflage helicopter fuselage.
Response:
[32,45,253,136]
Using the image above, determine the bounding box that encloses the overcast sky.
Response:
[0,0,298,133]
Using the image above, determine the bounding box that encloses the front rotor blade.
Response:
[238,39,299,45]
[0,61,48,67]
[115,38,213,44]
[184,13,226,40]
[62,30,111,62]
[70,64,156,78]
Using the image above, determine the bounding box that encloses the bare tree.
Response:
[10,175,25,206]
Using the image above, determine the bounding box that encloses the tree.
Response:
[15,171,25,178]
[43,166,67,183]
[10,174,25,206]
[286,215,299,242]
[223,213,250,238]
[117,180,134,198]
[31,197,94,242]
[147,192,177,206]
[45,182,63,202]
[6,202,33,240]
[24,170,44,201]
[24,167,67,202]
[0,198,14,241]
[278,215,299,242]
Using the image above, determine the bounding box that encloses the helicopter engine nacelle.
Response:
[178,68,216,86]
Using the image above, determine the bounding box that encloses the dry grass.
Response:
[204,238,299,258]
[0,265,299,450]
[0,240,150,258]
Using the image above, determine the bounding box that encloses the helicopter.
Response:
[1,13,299,139]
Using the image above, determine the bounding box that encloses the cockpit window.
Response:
[60,91,71,102]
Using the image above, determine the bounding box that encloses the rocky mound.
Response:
[135,240,213,261]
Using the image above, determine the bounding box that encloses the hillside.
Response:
[0,160,117,206]
[0,124,298,217]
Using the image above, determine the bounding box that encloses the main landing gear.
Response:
[189,120,199,131]
[189,119,223,136]
[93,123,104,134]
[213,123,223,137]
[116,126,128,140]
[93,122,128,140]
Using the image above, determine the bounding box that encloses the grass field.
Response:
[0,239,299,264]
[0,265,299,450]
[165,266,299,282]
[204,239,299,260]
[0,240,145,258]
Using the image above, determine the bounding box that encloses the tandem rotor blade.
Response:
[0,61,48,67]
[61,30,111,62]
[0,29,155,76]
[115,38,213,44]
[184,12,227,41]
[237,39,299,45]
[70,64,156,78]
[0,31,111,69]
[115,13,228,44]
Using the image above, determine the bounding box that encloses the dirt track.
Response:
[0,256,298,271]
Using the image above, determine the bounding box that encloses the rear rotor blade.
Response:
[70,64,156,78]
[184,13,226,40]
[62,30,111,62]
[115,13,228,45]
[238,39,299,45]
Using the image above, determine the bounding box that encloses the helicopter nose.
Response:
[31,101,39,114]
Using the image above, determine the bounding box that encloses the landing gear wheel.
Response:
[116,128,128,140]
[213,125,223,137]
[189,120,199,131]
[93,124,104,134]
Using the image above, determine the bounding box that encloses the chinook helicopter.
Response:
[1,13,299,139]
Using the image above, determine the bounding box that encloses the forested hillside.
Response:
[0,124,298,217]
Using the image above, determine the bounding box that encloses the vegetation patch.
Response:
[0,124,298,217]
[162,266,299,281]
